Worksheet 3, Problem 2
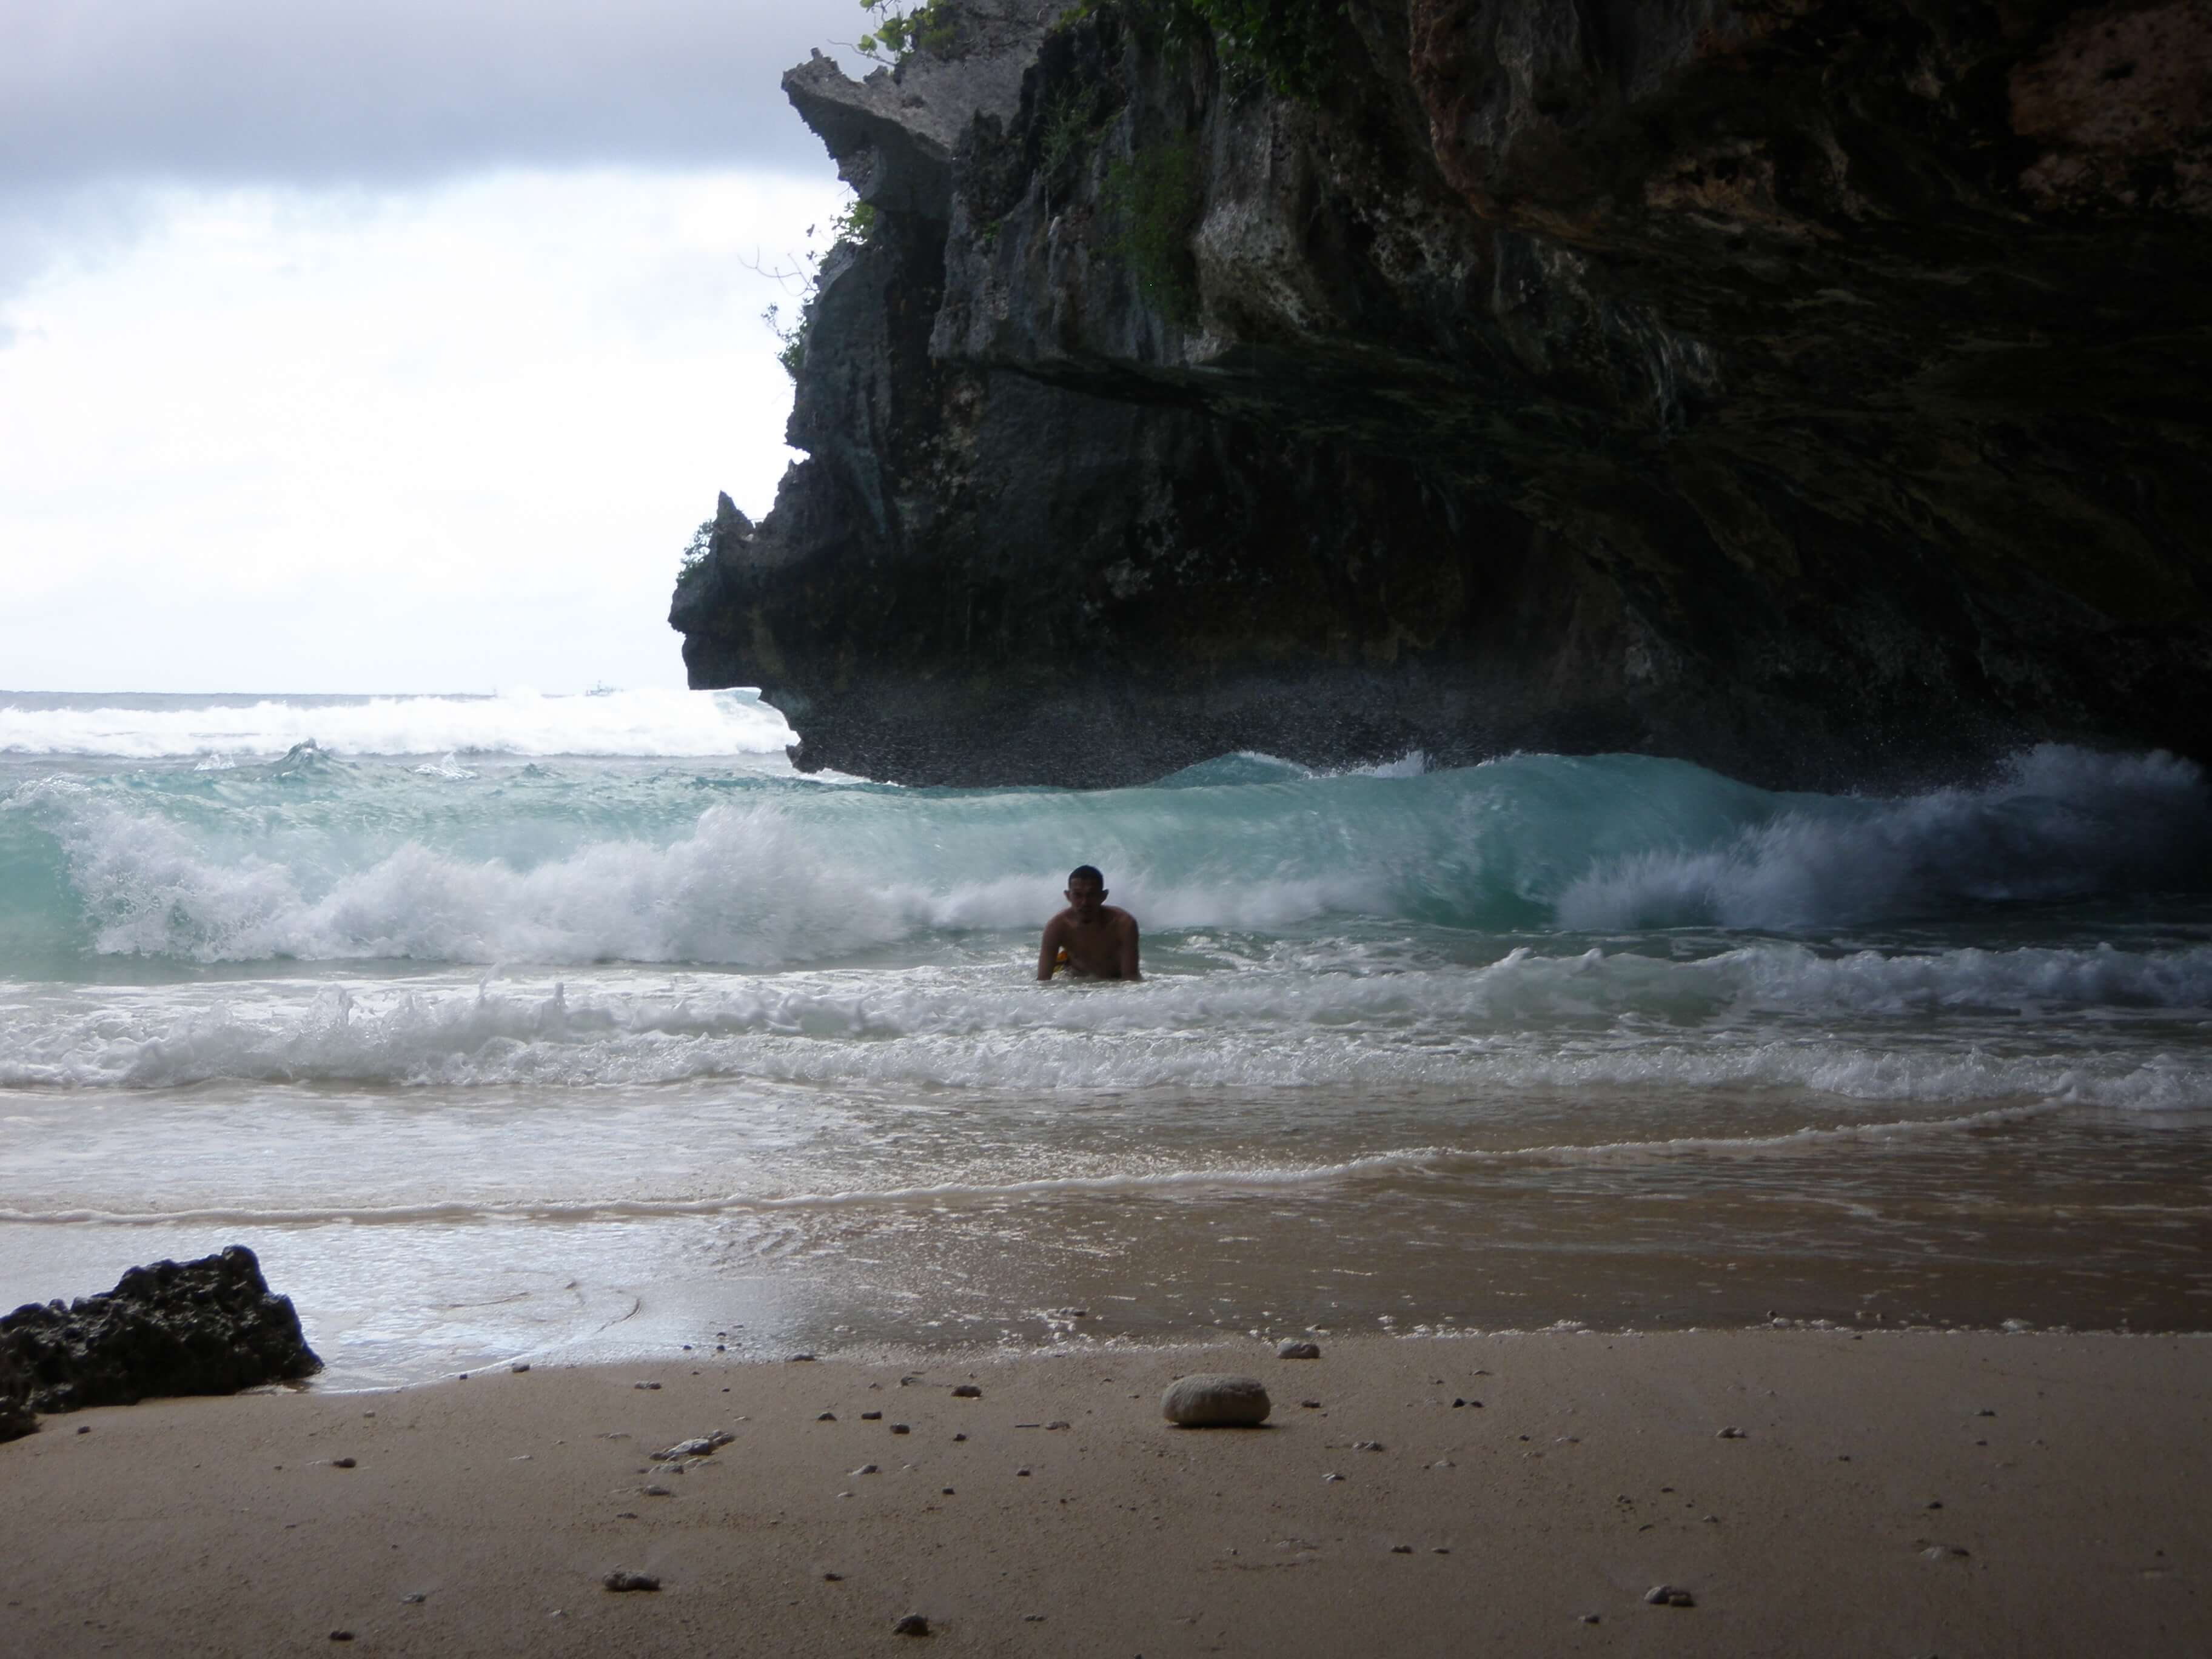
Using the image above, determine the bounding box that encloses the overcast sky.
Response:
[0,0,875,694]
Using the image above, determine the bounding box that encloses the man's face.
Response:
[1066,878,1105,919]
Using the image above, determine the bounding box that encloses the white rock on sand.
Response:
[1162,1375,1272,1427]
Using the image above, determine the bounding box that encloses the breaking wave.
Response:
[1,742,2207,971]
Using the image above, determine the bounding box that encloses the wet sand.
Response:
[2,1331,2205,1657]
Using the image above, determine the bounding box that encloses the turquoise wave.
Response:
[1,743,2207,970]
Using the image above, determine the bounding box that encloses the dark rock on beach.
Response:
[674,0,2212,791]
[0,1342,36,1442]
[0,1246,322,1415]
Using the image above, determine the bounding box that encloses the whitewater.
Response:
[4,688,2210,1386]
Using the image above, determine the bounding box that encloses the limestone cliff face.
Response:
[672,0,2212,788]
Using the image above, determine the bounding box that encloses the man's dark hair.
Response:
[1068,865,1105,888]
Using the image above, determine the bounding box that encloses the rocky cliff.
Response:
[672,0,2212,788]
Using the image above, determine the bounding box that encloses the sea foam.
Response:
[0,686,796,758]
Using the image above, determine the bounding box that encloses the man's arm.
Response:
[1037,915,1066,981]
[1116,914,1141,982]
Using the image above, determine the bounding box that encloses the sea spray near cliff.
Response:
[4,694,2211,1383]
[0,686,797,760]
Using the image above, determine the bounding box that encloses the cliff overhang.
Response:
[673,0,2212,789]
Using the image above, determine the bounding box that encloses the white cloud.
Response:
[0,168,851,694]
[0,0,873,192]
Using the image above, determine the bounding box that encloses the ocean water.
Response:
[4,688,2210,1387]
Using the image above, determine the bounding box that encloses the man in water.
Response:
[1037,865,1141,981]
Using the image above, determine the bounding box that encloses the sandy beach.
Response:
[3,1330,2205,1657]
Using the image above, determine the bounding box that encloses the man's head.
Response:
[1065,865,1106,917]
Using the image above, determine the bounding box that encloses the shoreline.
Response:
[5,1330,2204,1656]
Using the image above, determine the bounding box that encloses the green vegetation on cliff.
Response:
[1101,134,1202,321]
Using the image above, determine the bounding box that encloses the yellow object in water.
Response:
[1051,947,1068,977]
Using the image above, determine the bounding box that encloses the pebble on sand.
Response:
[652,1433,734,1460]
[861,1411,883,1421]
[789,1354,816,1362]
[1716,1426,1746,1439]
[951,1384,982,1398]
[511,1362,530,1373]
[891,1424,911,1434]
[1276,1339,1321,1359]
[1644,1585,1696,1607]
[1161,1375,1272,1427]
[331,1457,357,1469]
[603,1571,661,1593]
[893,1614,931,1636]
[817,1412,836,1422]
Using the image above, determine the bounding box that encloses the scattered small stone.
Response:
[615,1512,637,1520]
[1580,1614,1601,1624]
[893,1614,931,1636]
[789,1353,816,1362]
[1716,1426,1746,1439]
[861,1410,883,1421]
[853,1464,879,1475]
[632,1382,660,1391]
[951,1384,982,1398]
[1432,1547,1450,1555]
[817,1412,836,1422]
[823,1572,843,1581]
[941,1487,955,1495]
[1276,1339,1321,1359]
[951,1432,967,1443]
[1977,1409,1997,1418]
[652,1433,734,1461]
[400,1592,426,1604]
[1301,1399,1322,1409]
[1925,1499,1944,1510]
[511,1362,531,1373]
[1322,1472,1344,1483]
[891,1424,911,1435]
[1701,1514,1720,1524]
[330,1632,354,1643]
[1161,1375,1271,1428]
[76,1425,91,1435]
[1430,1460,1455,1469]
[1644,1585,1695,1608]
[1024,1614,1046,1622]
[1044,1420,1068,1431]
[1390,1544,1413,1554]
[1354,1440,1384,1452]
[602,1571,660,1593]
[1015,1467,1031,1476]
[643,1484,671,1496]
[332,1457,357,1469]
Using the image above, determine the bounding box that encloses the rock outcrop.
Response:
[0,1343,33,1442]
[673,0,2212,788]
[0,1245,323,1415]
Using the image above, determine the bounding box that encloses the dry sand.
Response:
[2,1330,2205,1657]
